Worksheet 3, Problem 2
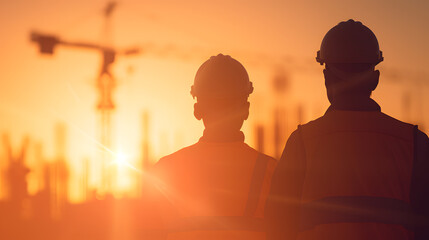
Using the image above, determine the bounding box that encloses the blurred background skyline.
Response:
[0,0,428,203]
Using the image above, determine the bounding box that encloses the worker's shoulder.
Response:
[157,141,276,166]
[281,129,303,146]
[157,142,200,164]
[259,151,277,163]
[301,116,322,127]
[293,115,325,134]
[379,112,415,127]
[241,143,277,164]
[149,143,201,178]
[416,128,429,145]
[302,111,413,126]
[301,111,415,132]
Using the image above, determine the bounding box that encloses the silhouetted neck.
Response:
[199,129,245,142]
[327,95,381,112]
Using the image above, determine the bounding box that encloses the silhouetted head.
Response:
[316,19,383,103]
[191,54,253,132]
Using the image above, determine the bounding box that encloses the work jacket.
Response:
[148,131,277,240]
[266,98,429,240]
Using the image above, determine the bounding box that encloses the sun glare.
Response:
[104,151,141,195]
[110,151,140,173]
[113,152,127,167]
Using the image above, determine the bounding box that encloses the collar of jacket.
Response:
[326,96,381,113]
[199,129,245,143]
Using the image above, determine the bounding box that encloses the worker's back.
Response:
[152,140,277,240]
[297,110,415,240]
[266,19,429,240]
[143,54,277,240]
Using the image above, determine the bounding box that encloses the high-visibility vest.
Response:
[152,141,277,240]
[297,110,417,240]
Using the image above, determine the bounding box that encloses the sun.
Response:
[107,151,142,195]
[110,151,140,172]
[114,152,127,168]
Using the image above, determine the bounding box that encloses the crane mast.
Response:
[30,1,140,195]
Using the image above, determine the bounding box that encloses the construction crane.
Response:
[29,2,429,196]
[30,2,140,194]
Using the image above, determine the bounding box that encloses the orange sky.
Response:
[1,0,428,200]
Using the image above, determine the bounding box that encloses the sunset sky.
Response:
[1,0,428,200]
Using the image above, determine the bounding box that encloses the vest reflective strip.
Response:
[299,196,429,231]
[244,153,270,217]
[168,153,269,233]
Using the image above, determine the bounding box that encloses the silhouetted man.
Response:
[146,54,277,240]
[266,19,429,240]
